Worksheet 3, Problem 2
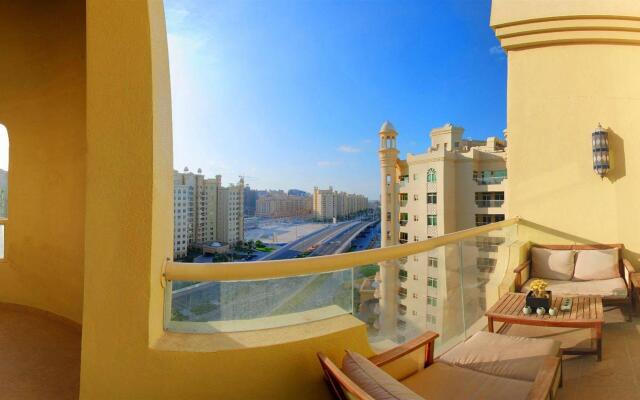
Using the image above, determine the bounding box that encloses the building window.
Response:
[398,287,407,298]
[427,296,437,306]
[427,215,437,226]
[413,274,419,280]
[413,235,419,242]
[428,257,438,268]
[427,168,436,183]
[413,194,419,201]
[426,192,437,204]
[413,173,418,181]
[427,314,436,324]
[399,269,408,280]
[413,215,419,222]
[412,293,419,299]
[475,214,506,226]
[427,277,438,288]
[399,232,408,243]
[412,310,418,316]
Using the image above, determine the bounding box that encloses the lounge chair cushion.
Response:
[341,350,423,400]
[521,277,628,299]
[438,331,560,381]
[573,249,620,281]
[401,362,532,400]
[531,248,575,281]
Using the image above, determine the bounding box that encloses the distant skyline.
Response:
[165,0,506,199]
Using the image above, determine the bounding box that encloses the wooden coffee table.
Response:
[486,292,604,361]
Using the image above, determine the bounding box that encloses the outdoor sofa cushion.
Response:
[573,248,620,281]
[342,350,423,400]
[438,331,560,382]
[521,277,628,299]
[531,248,575,281]
[400,362,532,400]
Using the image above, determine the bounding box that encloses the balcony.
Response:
[164,217,640,399]
[474,177,506,185]
[475,200,504,208]
[399,220,408,226]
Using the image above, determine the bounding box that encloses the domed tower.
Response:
[378,121,399,247]
[377,121,400,340]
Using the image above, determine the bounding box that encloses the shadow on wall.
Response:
[606,127,625,183]
[519,219,640,266]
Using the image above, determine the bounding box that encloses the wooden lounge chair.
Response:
[318,331,561,400]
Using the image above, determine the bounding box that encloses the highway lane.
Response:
[262,221,359,260]
[310,220,375,256]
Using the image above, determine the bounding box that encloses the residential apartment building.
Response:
[312,187,368,221]
[375,121,508,343]
[173,168,244,259]
[256,191,312,218]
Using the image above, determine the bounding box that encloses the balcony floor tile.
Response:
[500,305,639,400]
[0,304,80,400]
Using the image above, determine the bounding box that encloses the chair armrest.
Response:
[368,331,439,368]
[526,356,560,400]
[623,259,636,274]
[514,260,530,274]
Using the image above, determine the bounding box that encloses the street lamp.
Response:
[592,123,610,178]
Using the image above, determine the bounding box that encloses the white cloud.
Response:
[337,145,361,153]
[362,139,372,144]
[317,160,341,168]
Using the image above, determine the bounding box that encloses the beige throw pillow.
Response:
[573,249,620,281]
[342,351,423,400]
[531,248,575,281]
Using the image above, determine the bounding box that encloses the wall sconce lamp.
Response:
[592,123,610,178]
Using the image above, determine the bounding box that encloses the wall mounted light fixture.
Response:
[592,123,610,178]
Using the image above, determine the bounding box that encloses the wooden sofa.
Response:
[514,244,636,320]
[318,331,562,400]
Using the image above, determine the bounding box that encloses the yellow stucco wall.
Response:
[81,1,372,398]
[0,0,86,323]
[492,0,640,265]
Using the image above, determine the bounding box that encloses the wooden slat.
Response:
[589,296,596,320]
[570,297,577,319]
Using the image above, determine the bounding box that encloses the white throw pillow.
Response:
[573,249,620,281]
[531,248,575,281]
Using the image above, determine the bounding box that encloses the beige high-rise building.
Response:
[216,177,244,245]
[256,192,312,218]
[173,169,244,259]
[376,121,507,343]
[312,187,368,221]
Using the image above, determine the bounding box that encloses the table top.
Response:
[486,292,604,324]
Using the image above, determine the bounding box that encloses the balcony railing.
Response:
[399,220,408,226]
[474,177,506,185]
[164,217,519,354]
[475,200,504,208]
[399,200,408,207]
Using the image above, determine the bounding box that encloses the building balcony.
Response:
[399,220,408,226]
[475,200,504,208]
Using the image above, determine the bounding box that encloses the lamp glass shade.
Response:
[592,126,609,177]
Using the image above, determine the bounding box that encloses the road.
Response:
[310,220,376,256]
[262,221,359,260]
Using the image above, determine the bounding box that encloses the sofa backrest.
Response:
[530,244,624,280]
[317,352,375,400]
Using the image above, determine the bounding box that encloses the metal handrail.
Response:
[165,217,519,282]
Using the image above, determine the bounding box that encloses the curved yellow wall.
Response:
[0,1,86,323]
[82,1,371,398]
[492,0,640,263]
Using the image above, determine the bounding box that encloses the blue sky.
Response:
[165,0,506,199]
